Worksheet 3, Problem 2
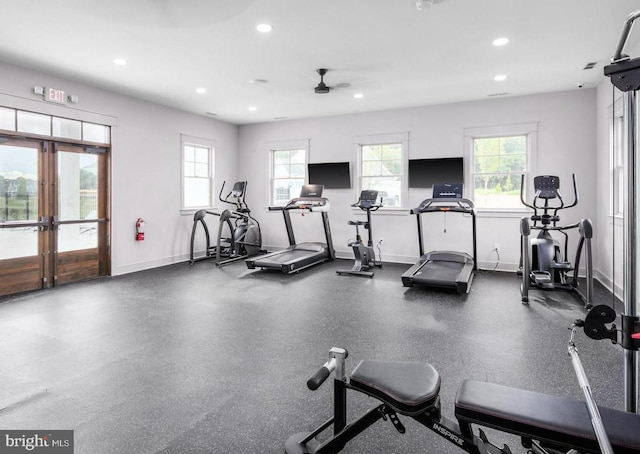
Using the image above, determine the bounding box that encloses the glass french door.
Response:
[0,138,109,296]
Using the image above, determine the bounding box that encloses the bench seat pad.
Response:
[349,360,440,415]
[455,379,640,454]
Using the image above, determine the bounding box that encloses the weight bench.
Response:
[455,379,640,454]
[286,351,640,454]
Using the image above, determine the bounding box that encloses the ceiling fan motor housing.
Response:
[315,68,330,93]
[315,83,330,94]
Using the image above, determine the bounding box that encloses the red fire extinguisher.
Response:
[136,218,145,241]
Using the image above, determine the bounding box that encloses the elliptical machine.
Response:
[519,174,593,308]
[189,181,263,267]
[336,190,382,277]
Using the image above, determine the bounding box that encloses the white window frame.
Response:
[354,132,409,212]
[268,139,310,207]
[180,134,215,213]
[464,123,538,215]
[609,99,624,218]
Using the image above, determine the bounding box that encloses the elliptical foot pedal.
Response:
[550,261,572,270]
[530,271,552,288]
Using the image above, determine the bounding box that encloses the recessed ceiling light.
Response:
[195,87,207,94]
[256,23,272,33]
[249,106,257,111]
[492,37,509,47]
[354,93,364,99]
[494,74,507,81]
[112,58,128,65]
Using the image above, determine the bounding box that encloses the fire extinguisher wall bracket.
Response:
[136,218,145,241]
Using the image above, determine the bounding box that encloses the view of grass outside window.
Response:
[472,135,527,209]
[272,149,305,206]
[183,144,212,209]
[361,143,403,207]
[0,176,38,222]
[0,146,38,223]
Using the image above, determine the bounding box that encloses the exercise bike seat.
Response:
[347,220,368,226]
[349,360,441,416]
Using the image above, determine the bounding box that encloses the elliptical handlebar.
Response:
[521,174,579,224]
[219,180,249,212]
[563,173,579,210]
[520,174,536,211]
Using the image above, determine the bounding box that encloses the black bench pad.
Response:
[455,380,640,454]
[349,360,440,415]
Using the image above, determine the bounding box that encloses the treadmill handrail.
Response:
[282,197,330,212]
[411,197,476,215]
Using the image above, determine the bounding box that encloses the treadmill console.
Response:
[231,181,247,198]
[433,183,463,199]
[291,198,327,207]
[299,184,324,198]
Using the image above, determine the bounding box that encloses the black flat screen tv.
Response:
[409,157,464,188]
[307,162,351,189]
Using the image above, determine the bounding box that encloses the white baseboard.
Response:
[593,268,622,300]
[113,254,189,276]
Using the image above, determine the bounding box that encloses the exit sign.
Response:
[44,87,66,104]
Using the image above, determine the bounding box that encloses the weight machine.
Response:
[604,8,640,414]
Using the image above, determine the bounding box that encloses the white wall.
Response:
[594,80,624,296]
[0,60,600,277]
[0,61,239,275]
[239,89,597,272]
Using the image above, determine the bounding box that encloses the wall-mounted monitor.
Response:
[307,162,351,189]
[408,157,464,188]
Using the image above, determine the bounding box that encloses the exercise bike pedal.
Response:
[477,428,513,454]
[381,406,405,433]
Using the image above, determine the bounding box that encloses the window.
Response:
[268,139,310,206]
[181,136,214,210]
[465,123,537,211]
[0,106,111,144]
[355,132,408,209]
[611,106,624,217]
[271,149,305,206]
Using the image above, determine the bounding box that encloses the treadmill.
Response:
[245,184,335,274]
[401,183,477,293]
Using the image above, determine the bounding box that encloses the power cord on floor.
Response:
[491,248,500,272]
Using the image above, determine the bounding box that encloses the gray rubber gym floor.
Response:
[0,260,627,453]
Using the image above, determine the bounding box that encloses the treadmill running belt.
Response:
[413,261,464,284]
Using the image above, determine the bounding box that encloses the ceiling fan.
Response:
[314,69,351,94]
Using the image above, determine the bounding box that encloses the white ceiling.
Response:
[1,0,639,125]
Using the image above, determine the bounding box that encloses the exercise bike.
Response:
[189,181,263,267]
[336,190,382,277]
[284,309,640,454]
[518,174,593,309]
